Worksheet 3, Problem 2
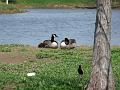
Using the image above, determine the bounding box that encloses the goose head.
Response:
[64,38,69,45]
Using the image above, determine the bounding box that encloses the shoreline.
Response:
[14,4,120,9]
[0,4,120,14]
[0,44,120,47]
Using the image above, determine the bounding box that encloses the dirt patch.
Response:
[3,84,16,90]
[0,53,24,63]
[0,46,37,64]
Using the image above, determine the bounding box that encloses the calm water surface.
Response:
[0,9,120,46]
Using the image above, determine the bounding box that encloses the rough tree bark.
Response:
[86,0,115,90]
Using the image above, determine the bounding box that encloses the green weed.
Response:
[0,47,11,52]
[0,45,119,90]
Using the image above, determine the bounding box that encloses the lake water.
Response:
[0,9,120,46]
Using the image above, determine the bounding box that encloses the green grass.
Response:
[0,0,120,14]
[1,0,96,9]
[0,45,11,52]
[17,0,96,5]
[0,2,23,14]
[1,0,96,14]
[15,0,120,8]
[0,44,25,52]
[0,45,120,90]
[14,0,97,9]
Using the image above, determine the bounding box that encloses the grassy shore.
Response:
[16,0,120,8]
[1,0,120,14]
[16,0,96,9]
[0,2,23,14]
[0,44,120,90]
[0,0,95,14]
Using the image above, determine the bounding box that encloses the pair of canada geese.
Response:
[38,34,76,49]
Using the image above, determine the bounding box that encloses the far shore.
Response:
[0,3,120,14]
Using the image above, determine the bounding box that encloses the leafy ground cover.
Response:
[15,0,96,8]
[0,0,120,14]
[0,2,23,14]
[0,45,120,90]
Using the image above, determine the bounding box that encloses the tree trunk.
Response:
[86,0,115,90]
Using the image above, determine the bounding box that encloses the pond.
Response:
[0,9,120,46]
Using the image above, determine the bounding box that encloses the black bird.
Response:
[78,65,83,75]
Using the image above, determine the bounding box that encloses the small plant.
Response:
[0,47,11,52]
[0,3,23,14]
[36,52,53,59]
[0,4,15,10]
[19,48,28,52]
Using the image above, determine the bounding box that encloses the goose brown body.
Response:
[38,34,58,49]
[60,38,76,49]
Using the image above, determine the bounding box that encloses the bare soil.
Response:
[0,46,38,64]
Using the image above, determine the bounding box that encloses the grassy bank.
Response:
[0,0,96,14]
[0,45,120,90]
[1,0,120,9]
[0,0,120,14]
[0,2,23,14]
[16,0,96,8]
[16,0,120,8]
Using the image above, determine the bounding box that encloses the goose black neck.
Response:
[51,35,54,42]
[65,38,69,45]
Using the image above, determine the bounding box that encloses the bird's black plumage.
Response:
[64,38,69,45]
[78,65,83,75]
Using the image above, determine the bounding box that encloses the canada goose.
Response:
[38,34,58,49]
[78,65,83,75]
[60,38,76,49]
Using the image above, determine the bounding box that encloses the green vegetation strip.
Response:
[0,45,120,90]
[17,0,95,5]
[0,2,23,14]
[0,0,120,14]
[1,0,96,10]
